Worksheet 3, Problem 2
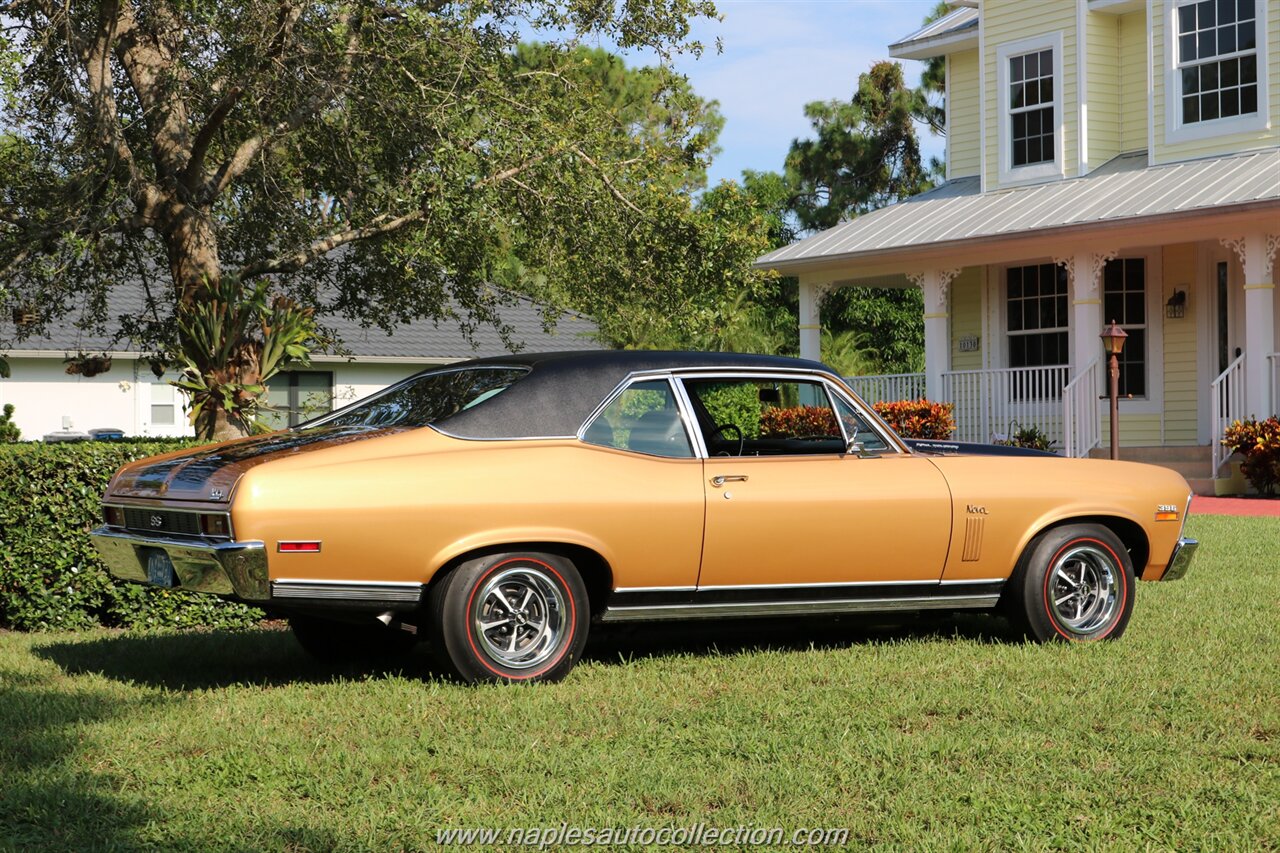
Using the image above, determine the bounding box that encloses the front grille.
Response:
[123,507,203,538]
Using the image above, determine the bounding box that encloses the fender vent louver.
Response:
[962,517,984,562]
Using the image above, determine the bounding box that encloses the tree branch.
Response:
[205,7,363,202]
[569,147,643,215]
[237,209,426,278]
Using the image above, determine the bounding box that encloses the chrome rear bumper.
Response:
[1162,537,1198,582]
[90,527,270,601]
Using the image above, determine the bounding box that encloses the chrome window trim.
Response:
[575,373,701,460]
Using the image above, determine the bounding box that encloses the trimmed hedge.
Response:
[871,399,956,439]
[0,441,264,631]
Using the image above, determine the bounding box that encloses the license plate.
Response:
[145,550,177,587]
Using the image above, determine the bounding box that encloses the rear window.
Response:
[303,367,529,430]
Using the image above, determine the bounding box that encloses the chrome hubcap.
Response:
[1048,545,1120,635]
[473,567,566,669]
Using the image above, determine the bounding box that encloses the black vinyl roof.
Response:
[432,350,834,439]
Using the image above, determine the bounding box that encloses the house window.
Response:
[151,381,177,426]
[1007,263,1068,369]
[1103,259,1147,398]
[1177,0,1258,124]
[263,371,334,429]
[996,33,1062,184]
[1009,48,1055,167]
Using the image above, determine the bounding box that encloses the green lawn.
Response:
[2,514,1277,851]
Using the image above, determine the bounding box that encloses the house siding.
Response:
[1152,0,1280,163]
[1119,11,1149,152]
[950,267,984,370]
[1162,243,1200,444]
[0,358,429,439]
[948,50,983,178]
[983,0,1080,186]
[1101,413,1165,446]
[1086,8,1122,168]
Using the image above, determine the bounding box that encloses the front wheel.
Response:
[428,551,589,683]
[1005,524,1135,642]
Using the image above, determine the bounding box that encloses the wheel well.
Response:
[1042,516,1151,578]
[425,543,615,617]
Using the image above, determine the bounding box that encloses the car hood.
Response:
[107,425,405,503]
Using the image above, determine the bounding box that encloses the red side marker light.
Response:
[278,541,321,553]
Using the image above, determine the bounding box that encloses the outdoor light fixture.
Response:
[1100,320,1128,460]
[1165,289,1187,319]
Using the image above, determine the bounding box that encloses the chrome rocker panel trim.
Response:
[1162,537,1198,582]
[90,527,270,601]
[600,593,1002,623]
[270,579,425,608]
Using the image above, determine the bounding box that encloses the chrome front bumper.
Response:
[1162,537,1199,582]
[90,527,270,601]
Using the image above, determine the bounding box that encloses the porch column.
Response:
[798,278,831,362]
[1222,233,1279,417]
[910,269,962,401]
[1056,250,1115,376]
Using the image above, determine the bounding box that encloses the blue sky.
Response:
[633,0,948,187]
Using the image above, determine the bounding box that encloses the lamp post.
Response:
[1100,320,1128,461]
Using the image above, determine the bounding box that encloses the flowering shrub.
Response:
[1222,416,1280,496]
[871,399,956,439]
[759,405,840,438]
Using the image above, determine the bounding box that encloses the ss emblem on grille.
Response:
[150,515,164,528]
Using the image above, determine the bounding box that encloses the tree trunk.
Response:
[162,205,258,443]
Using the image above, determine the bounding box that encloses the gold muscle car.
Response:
[91,351,1197,683]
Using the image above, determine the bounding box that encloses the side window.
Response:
[581,380,694,458]
[683,378,845,456]
[832,394,890,451]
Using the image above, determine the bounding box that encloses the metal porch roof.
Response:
[888,7,979,59]
[756,150,1280,272]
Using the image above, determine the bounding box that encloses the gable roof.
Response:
[756,149,1280,273]
[5,282,604,361]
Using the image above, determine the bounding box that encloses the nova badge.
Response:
[210,488,224,500]
[966,504,989,515]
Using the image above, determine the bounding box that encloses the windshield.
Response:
[303,366,529,430]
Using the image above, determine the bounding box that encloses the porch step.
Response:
[1088,445,1217,490]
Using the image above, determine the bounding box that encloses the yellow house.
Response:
[757,0,1280,493]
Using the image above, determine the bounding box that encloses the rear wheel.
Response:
[289,613,418,664]
[1006,524,1135,642]
[429,551,589,683]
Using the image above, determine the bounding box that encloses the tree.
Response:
[0,0,731,439]
[786,60,932,232]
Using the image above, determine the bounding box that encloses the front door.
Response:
[680,376,952,589]
[1200,248,1245,443]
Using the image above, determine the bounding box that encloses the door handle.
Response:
[710,474,748,487]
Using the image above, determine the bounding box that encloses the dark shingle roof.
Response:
[5,282,604,360]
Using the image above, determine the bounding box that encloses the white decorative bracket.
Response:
[908,268,962,315]
[1055,250,1116,301]
[1220,236,1247,269]
[1221,235,1280,282]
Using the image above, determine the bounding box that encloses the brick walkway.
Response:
[1190,496,1280,518]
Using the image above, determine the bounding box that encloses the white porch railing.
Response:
[942,365,1070,449]
[1211,353,1247,478]
[1062,358,1102,458]
[844,372,926,404]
